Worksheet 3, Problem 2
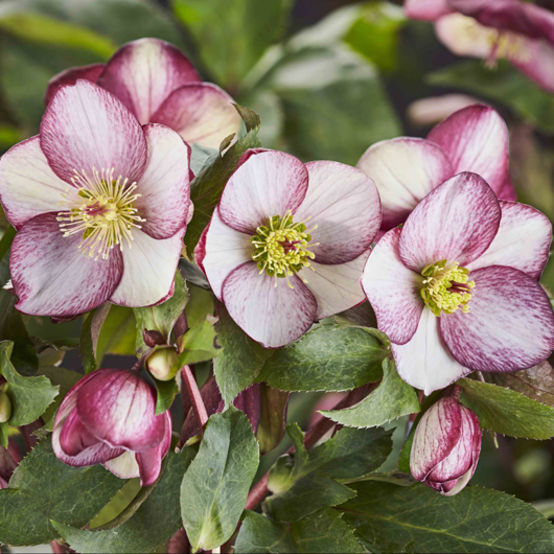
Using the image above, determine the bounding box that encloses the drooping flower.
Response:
[0,80,191,317]
[52,369,172,486]
[357,104,516,231]
[195,149,382,348]
[362,172,554,394]
[404,0,554,92]
[410,396,481,496]
[46,38,242,149]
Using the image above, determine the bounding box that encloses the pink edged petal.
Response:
[392,309,472,394]
[45,63,105,105]
[293,161,381,263]
[222,262,317,348]
[218,150,309,234]
[98,38,200,124]
[404,0,452,20]
[151,83,242,149]
[398,172,501,272]
[427,104,512,198]
[510,40,554,94]
[362,227,423,345]
[299,251,370,320]
[467,201,552,279]
[195,210,251,300]
[40,80,147,184]
[440,265,554,373]
[110,228,184,308]
[357,138,453,230]
[0,136,77,229]
[134,123,191,239]
[10,212,123,317]
[135,411,172,486]
[103,451,140,480]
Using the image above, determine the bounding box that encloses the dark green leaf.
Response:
[178,321,219,366]
[234,510,295,553]
[96,305,136,360]
[180,407,259,551]
[37,366,81,429]
[153,378,179,416]
[0,227,15,288]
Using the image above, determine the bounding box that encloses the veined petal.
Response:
[152,83,242,149]
[392,309,472,394]
[293,161,381,263]
[45,63,105,105]
[299,251,370,320]
[467,201,552,279]
[195,210,251,300]
[362,228,423,345]
[218,150,309,234]
[440,265,554,373]
[222,262,317,348]
[427,101,513,199]
[135,123,191,239]
[40,80,147,184]
[10,213,123,317]
[404,0,452,20]
[511,40,554,94]
[0,136,77,229]
[135,411,172,486]
[98,38,200,124]
[110,228,184,307]
[357,138,452,230]
[398,173,501,271]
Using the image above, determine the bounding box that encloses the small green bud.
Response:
[0,390,12,423]
[146,347,179,381]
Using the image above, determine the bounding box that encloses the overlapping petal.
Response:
[45,63,105,105]
[404,0,452,20]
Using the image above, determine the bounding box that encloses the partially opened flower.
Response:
[362,172,554,394]
[46,38,241,149]
[196,149,382,348]
[404,0,554,92]
[0,79,191,317]
[52,369,171,487]
[358,104,516,231]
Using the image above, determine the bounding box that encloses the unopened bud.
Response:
[410,396,481,496]
[0,391,12,423]
[142,329,166,348]
[146,347,180,381]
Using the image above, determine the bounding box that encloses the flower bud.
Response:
[146,347,180,381]
[410,396,481,496]
[52,369,172,486]
[0,390,12,423]
[142,329,166,348]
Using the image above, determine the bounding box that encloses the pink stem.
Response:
[181,365,208,430]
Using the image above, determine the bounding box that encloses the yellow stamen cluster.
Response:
[57,168,144,260]
[420,260,475,317]
[251,211,316,286]
[487,30,532,65]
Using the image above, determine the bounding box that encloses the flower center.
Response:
[487,30,532,65]
[57,168,145,260]
[251,211,315,280]
[420,260,475,317]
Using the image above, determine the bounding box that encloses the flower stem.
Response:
[181,365,208,430]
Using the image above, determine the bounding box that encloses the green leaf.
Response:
[80,304,111,374]
[178,320,219,366]
[213,306,272,405]
[0,341,58,426]
[341,481,554,553]
[458,378,554,439]
[234,510,295,553]
[428,60,554,134]
[0,440,125,545]
[37,366,81,429]
[180,407,259,551]
[321,358,419,427]
[153,378,179,416]
[185,284,215,329]
[96,305,136,360]
[53,448,195,553]
[259,323,387,392]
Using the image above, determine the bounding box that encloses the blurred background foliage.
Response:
[0,0,551,513]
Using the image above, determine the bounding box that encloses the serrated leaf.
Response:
[53,448,195,553]
[321,358,419,427]
[0,341,58,426]
[180,407,259,551]
[37,366,81,429]
[259,323,386,392]
[234,510,295,553]
[458,378,554,439]
[341,481,554,553]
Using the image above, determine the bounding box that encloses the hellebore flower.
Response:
[410,396,481,496]
[46,38,241,149]
[195,149,382,347]
[0,79,191,317]
[362,172,554,394]
[404,0,554,92]
[358,104,516,231]
[52,369,171,486]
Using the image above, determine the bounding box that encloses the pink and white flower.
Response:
[404,0,554,92]
[52,368,172,487]
[357,104,516,231]
[362,172,554,394]
[195,149,382,348]
[46,38,242,149]
[0,79,191,317]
